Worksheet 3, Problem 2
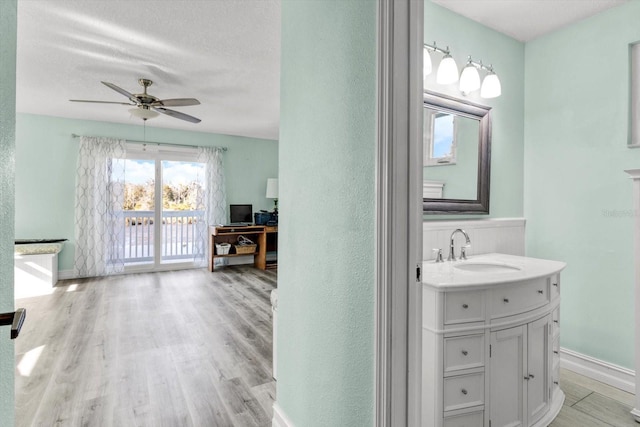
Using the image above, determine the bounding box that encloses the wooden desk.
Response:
[208,225,278,271]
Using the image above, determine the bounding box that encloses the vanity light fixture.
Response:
[459,58,481,94]
[459,56,502,99]
[424,43,502,98]
[424,42,459,85]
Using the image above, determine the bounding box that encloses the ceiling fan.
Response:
[70,78,201,123]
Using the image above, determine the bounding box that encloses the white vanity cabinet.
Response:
[421,254,566,427]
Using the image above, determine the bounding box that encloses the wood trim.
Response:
[376,0,423,426]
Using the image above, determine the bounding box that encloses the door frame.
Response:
[376,0,423,426]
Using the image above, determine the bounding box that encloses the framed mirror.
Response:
[423,90,492,214]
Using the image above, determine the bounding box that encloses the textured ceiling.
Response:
[432,0,628,42]
[16,0,281,140]
[16,1,627,141]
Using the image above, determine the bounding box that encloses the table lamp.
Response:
[266,178,278,214]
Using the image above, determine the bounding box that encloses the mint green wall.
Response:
[277,0,376,425]
[15,114,278,273]
[524,1,640,369]
[424,1,525,218]
[0,1,17,424]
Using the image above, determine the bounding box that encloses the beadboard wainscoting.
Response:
[423,218,526,261]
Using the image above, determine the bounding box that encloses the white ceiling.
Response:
[432,0,628,42]
[16,0,281,140]
[15,1,627,142]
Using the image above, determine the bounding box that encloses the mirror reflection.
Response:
[423,91,491,214]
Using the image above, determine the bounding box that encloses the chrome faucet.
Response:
[448,228,471,261]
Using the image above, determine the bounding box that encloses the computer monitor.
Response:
[229,204,253,224]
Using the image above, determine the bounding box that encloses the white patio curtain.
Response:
[74,136,127,277]
[194,146,227,266]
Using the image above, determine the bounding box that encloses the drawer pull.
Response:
[461,350,468,356]
[553,350,559,354]
[461,388,468,395]
[529,374,535,379]
[554,381,559,385]
[553,283,558,287]
[553,320,559,324]
[503,298,509,303]
[462,303,469,309]
[524,376,530,380]
[537,290,544,294]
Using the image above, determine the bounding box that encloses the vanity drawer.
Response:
[444,334,485,373]
[550,274,560,299]
[552,308,560,337]
[443,409,484,427]
[490,279,549,319]
[444,291,486,325]
[443,372,485,412]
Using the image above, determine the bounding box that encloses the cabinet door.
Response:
[526,315,551,426]
[490,325,526,427]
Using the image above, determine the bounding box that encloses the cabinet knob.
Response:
[529,374,535,379]
[554,381,559,385]
[462,303,469,309]
[553,320,559,324]
[537,290,544,294]
[553,350,559,354]
[461,350,468,356]
[461,389,468,395]
[524,376,530,380]
[553,283,558,287]
[503,298,509,303]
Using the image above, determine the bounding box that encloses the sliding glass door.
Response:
[123,144,206,270]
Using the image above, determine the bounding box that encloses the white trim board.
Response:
[560,347,635,394]
[272,403,295,427]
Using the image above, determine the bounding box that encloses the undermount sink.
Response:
[454,262,521,273]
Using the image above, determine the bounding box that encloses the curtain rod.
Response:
[71,133,227,151]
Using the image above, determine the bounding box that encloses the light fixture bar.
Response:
[424,42,449,56]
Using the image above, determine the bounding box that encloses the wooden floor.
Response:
[15,266,277,427]
[14,266,639,426]
[551,368,638,427]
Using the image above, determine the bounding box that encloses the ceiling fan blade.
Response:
[153,107,201,123]
[69,99,134,105]
[101,81,138,103]
[153,98,200,107]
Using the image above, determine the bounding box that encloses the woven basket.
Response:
[235,244,257,255]
[215,243,231,255]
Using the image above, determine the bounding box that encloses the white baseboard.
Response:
[560,347,635,393]
[272,403,295,427]
[57,269,75,281]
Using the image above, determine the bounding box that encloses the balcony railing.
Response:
[121,210,205,263]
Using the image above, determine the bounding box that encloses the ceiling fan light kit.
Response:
[70,78,202,123]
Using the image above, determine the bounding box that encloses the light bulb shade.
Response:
[423,48,432,78]
[266,178,278,199]
[459,64,481,93]
[480,72,502,98]
[436,55,459,85]
[129,107,159,120]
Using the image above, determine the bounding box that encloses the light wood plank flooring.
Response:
[15,266,277,427]
[551,368,638,427]
[15,266,639,426]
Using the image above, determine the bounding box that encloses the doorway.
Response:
[123,144,207,272]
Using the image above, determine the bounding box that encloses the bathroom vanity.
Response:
[422,253,566,427]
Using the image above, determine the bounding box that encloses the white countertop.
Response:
[422,253,566,290]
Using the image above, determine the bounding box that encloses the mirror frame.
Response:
[423,90,492,214]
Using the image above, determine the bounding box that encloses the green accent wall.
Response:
[277,0,376,425]
[0,1,17,424]
[424,1,525,219]
[524,1,640,369]
[15,114,278,272]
